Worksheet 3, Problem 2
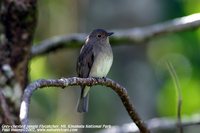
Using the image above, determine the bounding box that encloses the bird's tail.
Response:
[77,86,90,113]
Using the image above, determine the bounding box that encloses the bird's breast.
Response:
[89,47,113,77]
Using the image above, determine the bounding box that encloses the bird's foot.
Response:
[102,77,107,82]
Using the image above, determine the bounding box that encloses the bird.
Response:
[76,29,113,113]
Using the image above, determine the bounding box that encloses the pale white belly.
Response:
[89,52,113,77]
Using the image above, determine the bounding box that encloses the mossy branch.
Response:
[20,77,150,133]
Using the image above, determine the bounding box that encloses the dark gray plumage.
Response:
[76,29,113,113]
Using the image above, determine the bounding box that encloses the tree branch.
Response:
[31,13,200,58]
[97,116,200,133]
[0,90,15,125]
[20,77,150,133]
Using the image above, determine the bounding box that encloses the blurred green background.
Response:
[29,0,200,133]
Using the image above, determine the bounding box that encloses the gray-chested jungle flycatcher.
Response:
[76,29,113,113]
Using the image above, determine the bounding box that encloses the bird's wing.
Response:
[76,42,94,78]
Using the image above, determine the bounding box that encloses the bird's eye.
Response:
[97,34,101,38]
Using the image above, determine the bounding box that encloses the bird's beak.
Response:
[107,32,114,36]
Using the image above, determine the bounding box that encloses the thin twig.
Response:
[0,89,15,125]
[19,77,150,133]
[166,61,183,133]
[97,115,200,133]
[31,13,200,58]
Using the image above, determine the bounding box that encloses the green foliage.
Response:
[30,57,50,81]
[157,79,200,116]
[153,0,200,117]
[183,0,200,14]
